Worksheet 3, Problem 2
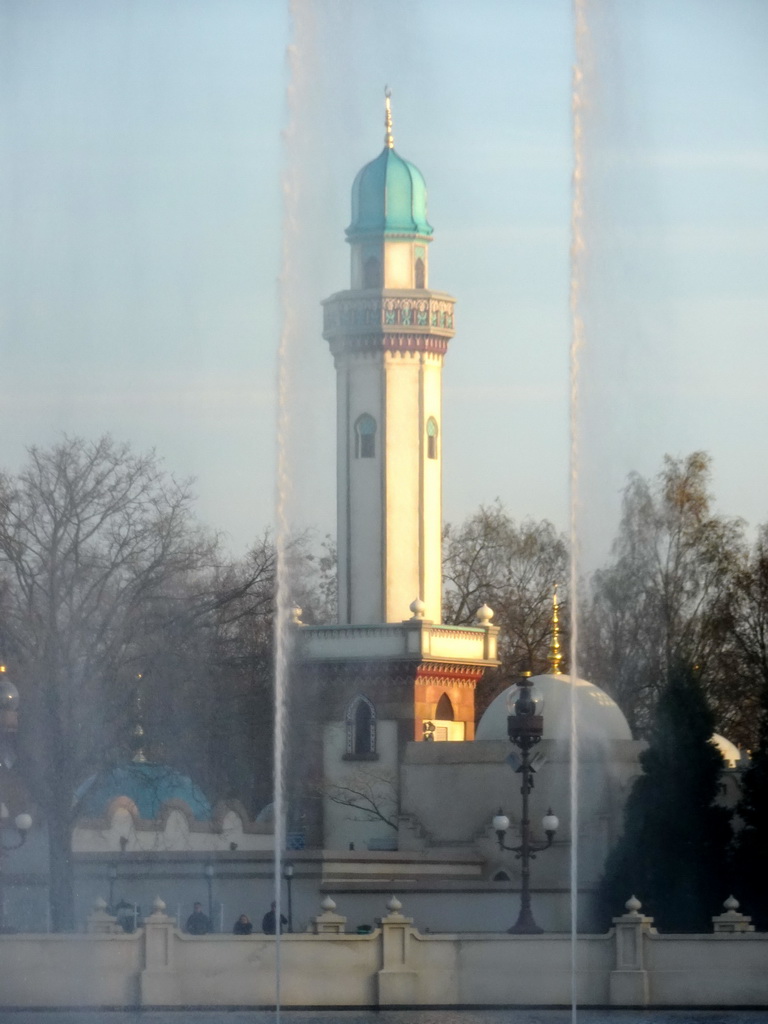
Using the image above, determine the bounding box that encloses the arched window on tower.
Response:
[426,417,439,460]
[414,256,425,289]
[344,695,377,759]
[435,693,454,721]
[355,414,377,459]
[363,256,382,289]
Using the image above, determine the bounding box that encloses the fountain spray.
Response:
[570,0,590,1020]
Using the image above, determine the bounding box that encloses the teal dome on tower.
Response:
[347,149,433,239]
[346,90,433,240]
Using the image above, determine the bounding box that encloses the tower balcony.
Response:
[297,619,499,669]
[322,290,456,358]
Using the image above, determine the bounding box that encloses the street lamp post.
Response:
[283,861,294,933]
[108,863,118,911]
[0,810,32,933]
[492,674,558,934]
[204,863,214,931]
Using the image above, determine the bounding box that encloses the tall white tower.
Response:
[294,97,498,850]
[322,93,455,625]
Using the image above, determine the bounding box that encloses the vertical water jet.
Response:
[570,0,590,1019]
[274,1,307,1012]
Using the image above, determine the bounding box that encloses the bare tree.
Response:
[0,436,219,930]
[324,766,398,830]
[105,537,279,811]
[582,452,746,737]
[443,502,568,715]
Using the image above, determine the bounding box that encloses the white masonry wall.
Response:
[1,903,766,1009]
[339,347,444,625]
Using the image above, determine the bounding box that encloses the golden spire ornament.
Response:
[384,85,394,149]
[548,584,563,675]
[131,679,148,763]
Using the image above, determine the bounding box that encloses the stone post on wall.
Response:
[311,895,347,934]
[140,898,180,1006]
[609,895,656,1007]
[377,896,418,1007]
[712,895,755,933]
[86,897,123,934]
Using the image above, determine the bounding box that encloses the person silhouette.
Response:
[261,901,287,934]
[185,901,211,935]
[233,913,253,935]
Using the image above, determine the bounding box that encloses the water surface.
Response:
[1,1011,765,1024]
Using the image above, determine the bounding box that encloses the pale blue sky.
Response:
[0,0,766,570]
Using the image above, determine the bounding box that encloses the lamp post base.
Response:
[508,906,544,935]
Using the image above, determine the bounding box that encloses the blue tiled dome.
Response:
[76,762,212,822]
[347,147,433,240]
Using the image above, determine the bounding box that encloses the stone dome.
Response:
[75,762,212,822]
[475,673,633,744]
[710,732,741,768]
[347,147,433,240]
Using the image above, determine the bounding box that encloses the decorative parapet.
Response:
[74,797,273,853]
[299,621,499,668]
[712,895,755,933]
[3,907,768,1009]
[322,290,456,357]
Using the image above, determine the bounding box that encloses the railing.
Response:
[299,620,499,666]
[323,292,455,336]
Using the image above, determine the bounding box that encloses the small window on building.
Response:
[364,256,382,289]
[345,695,377,758]
[415,256,425,289]
[435,692,454,721]
[355,414,376,459]
[426,417,438,460]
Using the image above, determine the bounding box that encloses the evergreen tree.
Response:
[732,682,768,929]
[598,662,732,931]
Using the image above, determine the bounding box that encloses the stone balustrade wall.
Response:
[0,898,764,1009]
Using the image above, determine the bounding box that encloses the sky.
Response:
[0,0,766,574]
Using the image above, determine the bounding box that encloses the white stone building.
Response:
[1,98,745,936]
[283,96,652,931]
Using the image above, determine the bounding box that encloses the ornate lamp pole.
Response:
[204,863,214,931]
[108,863,118,911]
[492,672,558,934]
[283,861,294,933]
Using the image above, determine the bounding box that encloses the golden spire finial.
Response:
[131,681,148,763]
[548,584,563,674]
[384,85,394,150]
